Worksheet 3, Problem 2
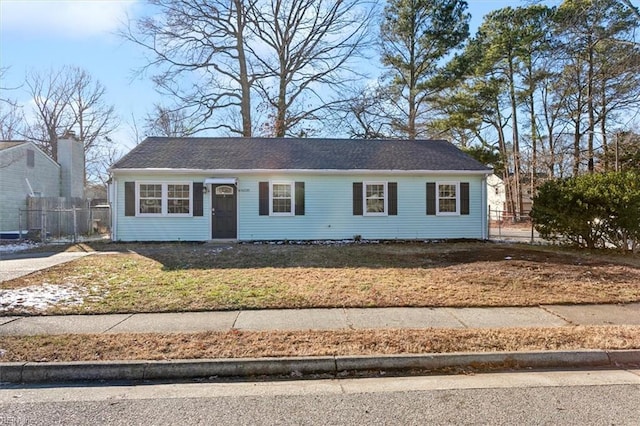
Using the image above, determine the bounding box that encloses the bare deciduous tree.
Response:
[144,104,199,137]
[248,0,374,137]
[86,141,124,186]
[123,0,256,136]
[69,68,118,155]
[333,84,396,139]
[24,67,75,160]
[124,0,374,137]
[24,66,118,183]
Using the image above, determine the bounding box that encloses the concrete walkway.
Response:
[1,303,639,336]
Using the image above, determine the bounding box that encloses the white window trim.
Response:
[135,182,193,217]
[363,181,388,217]
[269,181,295,216]
[436,181,460,216]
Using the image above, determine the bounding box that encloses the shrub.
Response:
[531,171,640,251]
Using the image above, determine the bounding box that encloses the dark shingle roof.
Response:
[112,137,491,172]
[0,141,27,151]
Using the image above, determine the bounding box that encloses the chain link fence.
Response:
[17,197,110,243]
[488,208,545,243]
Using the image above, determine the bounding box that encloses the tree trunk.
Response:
[235,0,252,137]
[573,124,581,176]
[493,97,514,217]
[407,14,417,140]
[508,58,523,218]
[600,77,609,171]
[587,38,595,173]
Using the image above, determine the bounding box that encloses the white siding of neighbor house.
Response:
[487,173,506,220]
[113,172,487,242]
[0,143,60,232]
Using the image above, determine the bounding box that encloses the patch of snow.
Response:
[0,241,40,253]
[0,283,88,313]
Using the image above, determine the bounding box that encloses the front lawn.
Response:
[2,242,640,315]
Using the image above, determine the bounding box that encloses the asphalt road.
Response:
[2,369,639,425]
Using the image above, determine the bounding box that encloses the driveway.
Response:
[0,252,94,282]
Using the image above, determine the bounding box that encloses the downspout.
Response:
[111,175,117,241]
[482,174,488,240]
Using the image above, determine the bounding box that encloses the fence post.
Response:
[487,205,491,240]
[18,211,23,241]
[73,206,78,243]
[530,219,534,244]
[41,210,47,243]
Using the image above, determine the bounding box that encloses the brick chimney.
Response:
[57,130,85,199]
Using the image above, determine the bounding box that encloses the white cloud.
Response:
[0,0,139,39]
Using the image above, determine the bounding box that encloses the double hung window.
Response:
[137,183,192,216]
[364,182,387,215]
[270,182,294,215]
[437,183,458,214]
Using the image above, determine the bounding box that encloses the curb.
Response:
[2,350,639,384]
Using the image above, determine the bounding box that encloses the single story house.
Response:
[109,137,492,241]
[0,134,85,236]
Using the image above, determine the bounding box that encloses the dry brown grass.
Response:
[1,326,639,362]
[3,242,640,314]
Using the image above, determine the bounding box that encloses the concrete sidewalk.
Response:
[1,303,639,336]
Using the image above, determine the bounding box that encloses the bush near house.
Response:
[531,171,640,250]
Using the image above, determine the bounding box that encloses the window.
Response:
[271,182,293,215]
[27,149,35,168]
[136,183,192,216]
[215,185,234,195]
[259,181,304,216]
[427,182,469,216]
[139,184,162,214]
[167,184,190,214]
[437,182,459,215]
[353,182,397,216]
[364,182,387,215]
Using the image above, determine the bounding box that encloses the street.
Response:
[1,369,639,425]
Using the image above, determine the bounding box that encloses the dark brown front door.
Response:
[211,185,237,239]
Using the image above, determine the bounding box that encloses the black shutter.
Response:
[388,182,398,215]
[460,182,470,215]
[426,182,436,215]
[193,182,203,216]
[259,182,269,215]
[353,182,363,215]
[125,182,135,216]
[295,182,305,215]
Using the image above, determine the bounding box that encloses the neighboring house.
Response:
[109,137,493,242]
[486,174,506,221]
[0,134,85,235]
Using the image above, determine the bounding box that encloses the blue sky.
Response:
[1,0,564,149]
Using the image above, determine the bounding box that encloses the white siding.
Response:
[113,172,487,241]
[0,144,60,232]
[487,173,506,220]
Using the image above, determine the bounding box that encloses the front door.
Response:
[211,185,237,239]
